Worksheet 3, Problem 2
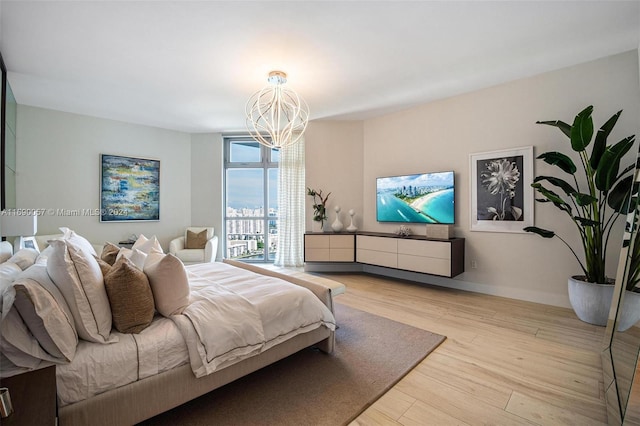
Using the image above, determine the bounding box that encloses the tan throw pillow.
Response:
[94,256,113,277]
[143,253,190,317]
[186,229,207,249]
[101,242,120,266]
[104,256,155,334]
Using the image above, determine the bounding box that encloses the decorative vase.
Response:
[311,220,323,233]
[568,276,615,326]
[617,290,640,332]
[331,206,344,232]
[346,209,357,232]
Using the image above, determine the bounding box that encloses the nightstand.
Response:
[0,365,56,425]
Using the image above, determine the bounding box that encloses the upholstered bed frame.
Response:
[58,259,335,426]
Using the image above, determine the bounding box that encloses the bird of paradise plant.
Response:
[524,105,636,284]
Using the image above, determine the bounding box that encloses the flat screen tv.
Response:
[376,171,455,224]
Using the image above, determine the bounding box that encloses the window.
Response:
[224,137,278,262]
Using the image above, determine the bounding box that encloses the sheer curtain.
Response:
[274,137,305,267]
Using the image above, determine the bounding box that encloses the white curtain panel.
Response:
[274,137,305,267]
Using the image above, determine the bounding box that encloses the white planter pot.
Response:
[617,290,640,332]
[568,276,615,326]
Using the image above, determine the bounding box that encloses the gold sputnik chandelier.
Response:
[245,71,309,149]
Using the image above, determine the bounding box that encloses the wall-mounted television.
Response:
[376,171,455,224]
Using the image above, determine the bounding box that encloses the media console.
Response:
[304,232,464,278]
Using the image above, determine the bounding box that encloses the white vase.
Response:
[331,206,343,232]
[568,276,615,326]
[346,209,357,232]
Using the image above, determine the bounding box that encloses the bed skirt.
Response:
[58,325,333,426]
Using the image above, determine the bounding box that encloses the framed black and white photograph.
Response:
[470,146,534,232]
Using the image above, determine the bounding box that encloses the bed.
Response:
[0,231,336,425]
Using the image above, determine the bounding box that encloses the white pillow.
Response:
[47,239,116,344]
[132,234,163,254]
[128,249,148,270]
[8,249,39,270]
[12,269,78,362]
[144,253,190,317]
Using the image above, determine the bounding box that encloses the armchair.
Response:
[169,227,218,264]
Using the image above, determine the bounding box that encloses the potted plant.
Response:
[307,187,331,232]
[524,105,636,326]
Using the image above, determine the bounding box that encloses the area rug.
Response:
[139,303,445,426]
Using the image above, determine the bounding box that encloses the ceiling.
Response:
[1,1,639,134]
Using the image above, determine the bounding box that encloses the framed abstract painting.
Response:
[100,154,160,222]
[470,146,534,232]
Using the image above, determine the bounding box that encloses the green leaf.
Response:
[536,120,572,138]
[590,110,621,169]
[595,136,636,191]
[532,184,568,206]
[608,175,636,213]
[570,106,594,152]
[574,192,597,206]
[524,227,555,238]
[533,176,576,196]
[576,217,599,227]
[537,151,577,174]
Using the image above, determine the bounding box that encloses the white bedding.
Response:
[55,262,336,405]
[175,262,336,377]
[56,315,187,407]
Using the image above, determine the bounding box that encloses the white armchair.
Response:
[169,227,218,264]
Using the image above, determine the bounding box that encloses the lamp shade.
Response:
[0,214,37,237]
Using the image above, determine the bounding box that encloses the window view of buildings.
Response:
[224,138,278,262]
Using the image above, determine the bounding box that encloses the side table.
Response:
[0,365,56,425]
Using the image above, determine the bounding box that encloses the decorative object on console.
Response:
[426,224,453,240]
[395,225,412,238]
[245,70,309,148]
[307,188,331,232]
[100,154,160,222]
[524,106,637,326]
[331,206,344,232]
[347,209,357,232]
[0,213,38,252]
[470,146,534,233]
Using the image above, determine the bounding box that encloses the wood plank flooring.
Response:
[269,268,608,425]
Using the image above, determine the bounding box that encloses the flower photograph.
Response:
[470,146,534,232]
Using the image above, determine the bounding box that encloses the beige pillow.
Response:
[47,239,116,344]
[186,229,207,249]
[8,249,39,270]
[100,242,120,266]
[143,253,190,317]
[104,257,155,334]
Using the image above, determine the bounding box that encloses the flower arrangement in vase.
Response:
[307,187,331,232]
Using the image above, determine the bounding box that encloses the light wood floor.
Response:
[273,268,608,425]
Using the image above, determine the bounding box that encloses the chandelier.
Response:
[245,71,309,149]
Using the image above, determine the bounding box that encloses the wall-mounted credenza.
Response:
[304,232,464,278]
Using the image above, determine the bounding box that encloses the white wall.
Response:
[16,106,192,250]
[190,132,223,259]
[358,50,640,307]
[304,120,364,231]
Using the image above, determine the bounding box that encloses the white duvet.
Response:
[174,262,336,377]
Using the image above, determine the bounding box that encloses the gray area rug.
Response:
[139,303,445,426]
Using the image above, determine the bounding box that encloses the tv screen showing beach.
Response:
[376,171,455,224]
